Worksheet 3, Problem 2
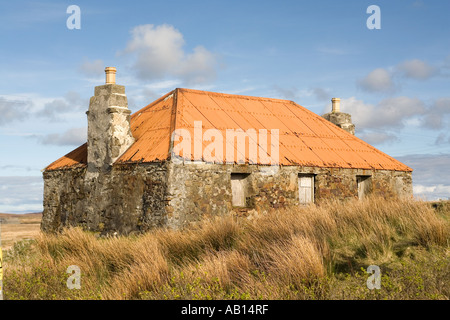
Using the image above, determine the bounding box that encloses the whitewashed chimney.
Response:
[86,67,135,172]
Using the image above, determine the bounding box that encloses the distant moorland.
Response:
[0,213,41,250]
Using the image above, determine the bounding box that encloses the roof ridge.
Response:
[130,89,176,120]
[168,89,179,159]
[177,87,294,104]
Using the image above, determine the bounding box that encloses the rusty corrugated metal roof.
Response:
[45,143,87,171]
[45,88,412,172]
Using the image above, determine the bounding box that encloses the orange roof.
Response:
[45,88,412,172]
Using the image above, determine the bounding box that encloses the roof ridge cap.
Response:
[130,89,176,118]
[178,87,294,103]
[167,88,179,159]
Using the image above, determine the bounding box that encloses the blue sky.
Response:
[1,0,449,212]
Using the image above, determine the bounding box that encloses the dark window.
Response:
[357,175,372,199]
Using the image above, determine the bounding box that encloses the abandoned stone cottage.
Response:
[41,67,413,234]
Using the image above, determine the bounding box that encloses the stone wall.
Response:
[42,161,412,234]
[42,167,87,233]
[42,162,169,234]
[164,162,413,227]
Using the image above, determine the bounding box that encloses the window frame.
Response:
[356,175,372,199]
[230,173,250,207]
[298,173,315,205]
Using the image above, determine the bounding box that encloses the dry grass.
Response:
[0,213,41,250]
[2,197,449,300]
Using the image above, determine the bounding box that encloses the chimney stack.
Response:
[105,67,116,84]
[322,97,355,135]
[86,67,135,172]
[331,97,340,113]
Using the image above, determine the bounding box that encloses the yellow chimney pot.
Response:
[105,67,117,84]
[331,97,340,113]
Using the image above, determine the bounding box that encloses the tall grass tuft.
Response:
[3,196,449,300]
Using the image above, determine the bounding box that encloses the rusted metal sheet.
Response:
[45,143,87,170]
[45,88,412,172]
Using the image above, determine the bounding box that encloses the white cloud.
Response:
[36,99,73,121]
[322,95,427,145]
[271,86,331,102]
[335,96,424,130]
[358,58,440,94]
[358,68,395,93]
[125,80,182,108]
[396,59,436,80]
[144,80,182,91]
[177,46,217,84]
[122,24,184,78]
[121,24,217,85]
[39,127,87,146]
[421,113,442,129]
[396,154,450,186]
[395,154,450,200]
[413,184,450,201]
[79,59,104,76]
[434,97,450,113]
[434,133,450,145]
[271,86,302,101]
[421,97,450,129]
[311,87,331,101]
[357,132,399,145]
[0,176,43,213]
[376,96,425,126]
[36,91,86,121]
[0,97,32,125]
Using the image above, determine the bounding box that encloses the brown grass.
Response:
[0,213,41,250]
[2,197,449,300]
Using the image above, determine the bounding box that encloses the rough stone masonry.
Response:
[41,68,413,235]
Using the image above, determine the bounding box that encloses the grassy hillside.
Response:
[2,197,449,300]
